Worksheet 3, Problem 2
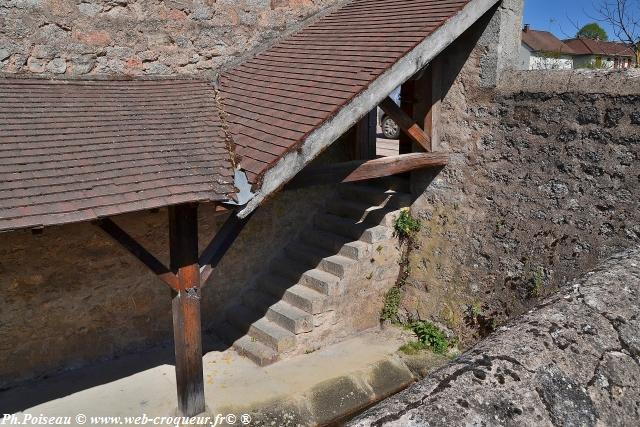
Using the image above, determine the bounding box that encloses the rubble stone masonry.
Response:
[407,65,640,347]
[0,0,343,78]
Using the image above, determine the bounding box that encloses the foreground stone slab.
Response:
[349,248,640,426]
[8,328,447,426]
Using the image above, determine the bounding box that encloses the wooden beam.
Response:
[287,152,448,189]
[347,109,377,160]
[169,204,205,417]
[199,212,253,285]
[399,80,416,154]
[96,218,179,291]
[379,95,432,152]
[422,57,442,151]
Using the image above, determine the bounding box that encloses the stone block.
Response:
[306,375,373,426]
[46,57,67,73]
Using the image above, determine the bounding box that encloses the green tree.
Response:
[594,0,640,68]
[577,22,609,40]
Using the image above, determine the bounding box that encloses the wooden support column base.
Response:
[172,286,205,416]
[169,204,205,416]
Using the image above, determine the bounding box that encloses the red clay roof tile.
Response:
[0,78,235,232]
[521,29,575,54]
[218,0,472,187]
[564,38,635,57]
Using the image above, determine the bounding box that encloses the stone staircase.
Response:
[217,177,411,366]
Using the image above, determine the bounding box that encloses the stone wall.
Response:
[0,0,343,77]
[0,0,350,388]
[0,178,336,388]
[350,248,640,426]
[406,65,640,346]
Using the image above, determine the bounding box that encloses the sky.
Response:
[523,0,620,41]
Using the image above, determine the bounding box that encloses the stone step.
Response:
[286,242,356,278]
[326,198,406,226]
[285,242,331,269]
[217,322,279,366]
[226,305,296,353]
[270,255,312,283]
[301,230,370,260]
[314,213,394,244]
[300,268,341,295]
[242,290,314,334]
[361,225,395,244]
[258,274,327,314]
[314,213,372,240]
[337,184,411,206]
[318,254,357,279]
[364,176,411,192]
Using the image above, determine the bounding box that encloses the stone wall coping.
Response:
[500,69,640,95]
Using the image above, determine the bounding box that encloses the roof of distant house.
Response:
[521,29,575,54]
[0,78,236,232]
[564,38,635,57]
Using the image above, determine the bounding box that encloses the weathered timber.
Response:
[402,80,424,153]
[380,93,432,153]
[348,109,377,160]
[169,204,205,416]
[96,218,179,291]
[422,56,442,151]
[287,152,448,189]
[199,212,253,285]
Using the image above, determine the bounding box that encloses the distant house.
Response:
[563,38,635,69]
[520,25,575,70]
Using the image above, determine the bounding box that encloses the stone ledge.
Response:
[217,351,447,426]
[499,69,640,95]
[349,248,640,426]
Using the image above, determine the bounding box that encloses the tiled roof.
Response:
[218,0,474,186]
[564,38,635,57]
[521,29,575,54]
[0,78,235,232]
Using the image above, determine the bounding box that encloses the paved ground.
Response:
[4,327,447,425]
[376,134,399,157]
[350,248,640,426]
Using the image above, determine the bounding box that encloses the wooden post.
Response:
[346,109,377,160]
[399,80,415,154]
[169,204,205,416]
[423,57,442,151]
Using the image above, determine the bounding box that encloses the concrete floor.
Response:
[376,133,400,158]
[4,327,440,425]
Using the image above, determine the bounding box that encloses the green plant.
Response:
[399,341,428,355]
[410,321,451,354]
[380,286,402,323]
[530,266,545,297]
[469,301,482,320]
[394,209,421,240]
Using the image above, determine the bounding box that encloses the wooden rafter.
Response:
[96,218,179,291]
[287,152,448,189]
[379,96,432,152]
[199,212,253,285]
